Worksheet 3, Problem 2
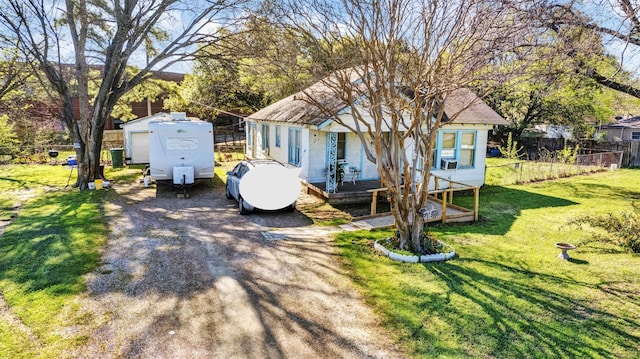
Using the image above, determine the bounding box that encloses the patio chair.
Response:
[342,165,359,185]
[419,204,439,220]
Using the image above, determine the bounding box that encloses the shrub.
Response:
[498,132,524,160]
[556,140,579,164]
[566,203,640,253]
[0,114,20,158]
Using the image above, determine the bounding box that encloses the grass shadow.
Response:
[567,258,589,265]
[416,258,640,357]
[0,190,106,295]
[443,185,577,236]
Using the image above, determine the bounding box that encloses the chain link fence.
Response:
[485,150,622,186]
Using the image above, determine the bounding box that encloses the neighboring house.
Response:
[122,112,191,164]
[245,77,508,193]
[598,116,640,142]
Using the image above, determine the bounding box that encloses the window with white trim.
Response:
[459,132,476,167]
[261,124,270,152]
[632,131,640,141]
[247,123,256,146]
[288,128,301,166]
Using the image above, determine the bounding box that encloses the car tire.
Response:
[239,197,249,215]
[225,184,232,199]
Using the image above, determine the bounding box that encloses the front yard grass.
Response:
[3,161,639,357]
[0,164,139,357]
[336,168,640,358]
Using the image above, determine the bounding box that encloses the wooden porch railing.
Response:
[366,175,479,223]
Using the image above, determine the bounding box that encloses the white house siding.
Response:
[246,120,312,180]
[307,129,327,182]
[604,127,640,142]
[245,119,492,187]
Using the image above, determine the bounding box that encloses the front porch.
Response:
[303,179,383,204]
[303,175,479,227]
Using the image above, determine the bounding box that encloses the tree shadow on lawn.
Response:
[0,191,104,295]
[448,185,577,236]
[420,258,640,358]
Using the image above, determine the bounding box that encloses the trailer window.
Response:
[166,138,198,150]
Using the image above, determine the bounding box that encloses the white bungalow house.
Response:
[244,77,507,207]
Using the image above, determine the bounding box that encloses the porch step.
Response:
[348,215,395,230]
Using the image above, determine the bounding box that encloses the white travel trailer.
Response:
[148,118,215,187]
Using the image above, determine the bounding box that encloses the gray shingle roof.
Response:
[601,117,640,129]
[248,73,508,127]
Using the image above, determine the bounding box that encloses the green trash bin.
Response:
[110,148,124,168]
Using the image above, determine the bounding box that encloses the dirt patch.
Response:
[72,180,405,358]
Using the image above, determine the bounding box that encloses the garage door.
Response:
[130,131,150,164]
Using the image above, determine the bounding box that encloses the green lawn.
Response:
[0,164,140,358]
[337,169,640,358]
[2,163,638,358]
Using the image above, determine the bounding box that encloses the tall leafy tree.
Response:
[166,57,267,119]
[0,49,31,101]
[481,46,601,140]
[0,114,20,157]
[271,0,533,252]
[535,0,640,98]
[167,18,323,119]
[0,0,250,188]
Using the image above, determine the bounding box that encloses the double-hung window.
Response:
[434,130,477,169]
[247,123,256,147]
[459,132,476,167]
[288,128,301,166]
[441,132,457,160]
[261,124,270,152]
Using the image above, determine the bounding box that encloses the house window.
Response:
[337,133,346,160]
[441,132,457,159]
[288,128,301,166]
[275,125,281,147]
[246,123,255,146]
[261,123,270,151]
[459,132,476,167]
[435,130,477,169]
[632,131,640,141]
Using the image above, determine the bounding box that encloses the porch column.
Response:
[326,132,338,193]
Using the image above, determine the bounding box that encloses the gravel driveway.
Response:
[73,181,404,358]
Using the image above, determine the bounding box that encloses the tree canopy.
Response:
[535,0,640,98]
[0,0,250,187]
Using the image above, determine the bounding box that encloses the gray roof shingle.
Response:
[248,72,508,127]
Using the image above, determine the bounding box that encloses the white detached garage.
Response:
[122,112,188,164]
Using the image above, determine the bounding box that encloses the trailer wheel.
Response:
[238,197,249,215]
